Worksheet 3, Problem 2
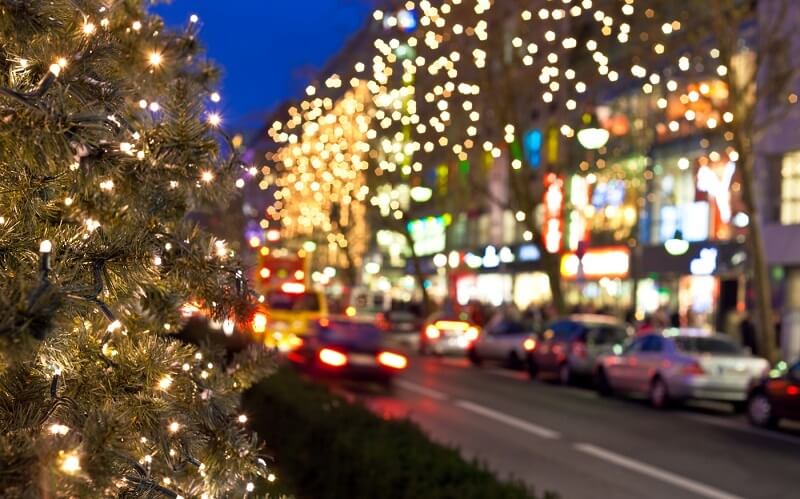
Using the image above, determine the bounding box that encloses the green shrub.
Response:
[243,369,544,499]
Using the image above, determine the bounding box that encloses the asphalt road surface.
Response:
[337,355,800,499]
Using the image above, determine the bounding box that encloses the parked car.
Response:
[594,329,770,409]
[746,360,800,428]
[287,317,408,384]
[467,318,538,369]
[527,315,632,384]
[418,313,480,356]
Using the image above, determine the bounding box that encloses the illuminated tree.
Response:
[0,2,273,496]
[268,84,373,285]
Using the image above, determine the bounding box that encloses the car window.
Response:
[673,337,744,355]
[788,362,800,379]
[623,337,646,355]
[494,321,529,335]
[551,321,579,341]
[640,336,664,353]
[588,326,628,346]
[267,291,320,311]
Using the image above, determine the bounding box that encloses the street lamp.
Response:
[664,230,690,256]
[576,112,610,150]
[410,186,433,203]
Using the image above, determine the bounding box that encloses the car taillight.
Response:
[787,385,799,396]
[319,348,347,367]
[465,326,480,342]
[425,325,441,339]
[681,362,705,376]
[377,351,408,370]
[252,312,268,334]
[572,341,587,358]
[376,313,389,331]
[523,338,537,351]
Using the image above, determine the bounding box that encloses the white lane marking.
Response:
[395,380,448,400]
[681,413,800,446]
[574,443,745,499]
[455,400,561,439]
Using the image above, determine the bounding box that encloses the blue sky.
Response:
[155,0,374,131]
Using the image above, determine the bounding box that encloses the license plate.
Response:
[349,353,377,366]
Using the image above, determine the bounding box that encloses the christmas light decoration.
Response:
[0,2,273,496]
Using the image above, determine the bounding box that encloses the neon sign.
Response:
[543,173,564,254]
[561,246,630,280]
[697,161,735,223]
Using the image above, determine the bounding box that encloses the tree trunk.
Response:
[541,251,566,315]
[737,144,779,362]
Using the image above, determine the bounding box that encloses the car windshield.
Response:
[267,291,320,312]
[673,336,744,355]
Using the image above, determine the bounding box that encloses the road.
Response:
[338,355,800,499]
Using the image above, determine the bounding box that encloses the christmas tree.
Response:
[0,1,273,496]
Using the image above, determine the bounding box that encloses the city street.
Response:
[342,356,800,499]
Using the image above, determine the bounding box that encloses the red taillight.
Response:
[319,348,347,367]
[377,351,408,370]
[572,341,587,358]
[464,326,480,343]
[523,338,537,351]
[376,313,390,331]
[681,362,705,376]
[252,312,268,334]
[787,385,799,396]
[425,325,441,339]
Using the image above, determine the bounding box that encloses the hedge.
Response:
[243,368,550,499]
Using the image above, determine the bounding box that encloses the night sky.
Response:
[155,0,374,132]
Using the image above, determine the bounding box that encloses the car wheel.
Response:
[649,377,671,409]
[507,351,523,370]
[595,368,613,396]
[467,347,482,366]
[747,392,778,428]
[526,356,539,380]
[731,401,747,413]
[559,362,573,386]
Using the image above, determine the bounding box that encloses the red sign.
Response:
[543,173,564,254]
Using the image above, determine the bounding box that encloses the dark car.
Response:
[527,314,632,384]
[747,360,800,428]
[377,304,424,348]
[287,317,408,384]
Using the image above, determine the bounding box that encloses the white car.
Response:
[595,329,770,410]
[467,319,538,369]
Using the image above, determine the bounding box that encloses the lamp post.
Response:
[664,230,690,256]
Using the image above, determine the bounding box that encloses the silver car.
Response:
[595,329,770,410]
[467,319,537,369]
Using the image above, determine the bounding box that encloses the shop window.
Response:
[780,151,800,225]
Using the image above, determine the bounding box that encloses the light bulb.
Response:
[59,451,81,474]
[48,64,61,77]
[158,375,173,391]
[168,421,180,433]
[39,240,52,254]
[148,51,163,67]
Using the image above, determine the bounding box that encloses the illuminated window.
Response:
[781,151,800,225]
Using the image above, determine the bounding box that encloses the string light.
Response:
[148,51,163,67]
[158,375,173,391]
[59,450,81,474]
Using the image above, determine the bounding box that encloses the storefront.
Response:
[637,240,747,332]
[560,246,633,310]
